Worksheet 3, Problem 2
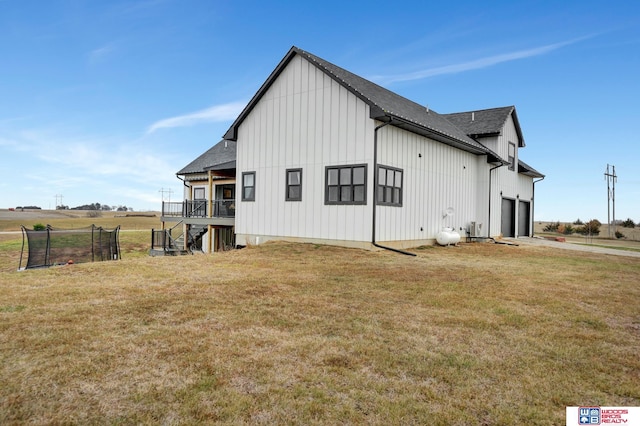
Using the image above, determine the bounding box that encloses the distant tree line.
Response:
[55,203,133,211]
[543,217,639,239]
[544,219,604,236]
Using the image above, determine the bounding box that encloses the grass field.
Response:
[0,225,640,425]
[1,217,639,424]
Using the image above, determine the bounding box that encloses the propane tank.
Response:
[436,227,461,246]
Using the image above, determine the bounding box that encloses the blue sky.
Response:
[1,0,638,222]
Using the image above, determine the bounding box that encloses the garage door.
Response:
[501,198,515,237]
[518,200,530,237]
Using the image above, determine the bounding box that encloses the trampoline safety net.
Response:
[19,225,121,270]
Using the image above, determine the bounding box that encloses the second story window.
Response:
[508,142,516,171]
[242,171,255,201]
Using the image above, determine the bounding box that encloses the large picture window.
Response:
[242,171,255,201]
[286,169,302,201]
[325,164,367,205]
[377,165,403,206]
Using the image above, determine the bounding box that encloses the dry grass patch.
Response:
[0,242,639,424]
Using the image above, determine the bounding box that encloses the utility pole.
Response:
[604,164,617,238]
[158,188,173,203]
[54,194,63,210]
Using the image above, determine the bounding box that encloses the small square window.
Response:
[193,188,205,200]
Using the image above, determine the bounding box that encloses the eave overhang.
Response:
[518,160,544,178]
[371,108,507,165]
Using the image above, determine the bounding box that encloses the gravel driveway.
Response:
[509,237,640,258]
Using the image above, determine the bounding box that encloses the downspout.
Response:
[171,175,189,231]
[487,163,505,238]
[531,176,545,237]
[177,175,188,187]
[372,120,416,257]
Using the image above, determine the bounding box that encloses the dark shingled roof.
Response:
[177,140,236,175]
[443,106,525,147]
[518,159,544,178]
[224,46,505,163]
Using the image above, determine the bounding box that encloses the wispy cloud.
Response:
[1,126,182,209]
[88,43,117,64]
[146,101,247,134]
[3,128,175,185]
[370,36,592,85]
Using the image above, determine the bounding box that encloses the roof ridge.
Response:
[443,105,514,115]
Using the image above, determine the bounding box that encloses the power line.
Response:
[159,188,173,203]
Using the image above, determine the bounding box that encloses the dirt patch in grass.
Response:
[0,241,639,424]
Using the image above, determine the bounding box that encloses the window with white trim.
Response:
[325,164,367,205]
[377,165,403,206]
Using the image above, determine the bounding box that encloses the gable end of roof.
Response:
[224,47,514,163]
[443,106,525,147]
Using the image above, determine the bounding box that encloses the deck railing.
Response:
[151,229,181,252]
[162,199,235,218]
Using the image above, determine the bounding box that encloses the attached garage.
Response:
[518,200,531,237]
[501,198,515,237]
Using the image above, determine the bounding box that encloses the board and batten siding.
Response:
[376,125,487,244]
[483,113,537,237]
[235,54,375,246]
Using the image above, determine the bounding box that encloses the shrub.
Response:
[557,224,575,235]
[543,221,560,232]
[573,218,584,225]
[615,230,625,239]
[621,218,636,228]
[33,223,46,231]
[86,210,103,218]
[576,219,601,236]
